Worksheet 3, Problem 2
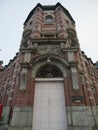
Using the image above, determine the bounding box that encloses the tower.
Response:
[0,3,98,130]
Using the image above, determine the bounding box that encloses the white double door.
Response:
[32,80,67,130]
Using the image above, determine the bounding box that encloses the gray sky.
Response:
[0,0,98,65]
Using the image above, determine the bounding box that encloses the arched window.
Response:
[36,64,63,78]
[45,15,53,23]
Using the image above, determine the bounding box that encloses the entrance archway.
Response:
[33,80,67,130]
[32,63,68,130]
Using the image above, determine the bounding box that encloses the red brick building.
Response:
[0,3,98,130]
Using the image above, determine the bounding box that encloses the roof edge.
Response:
[24,2,75,25]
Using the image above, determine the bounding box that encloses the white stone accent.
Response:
[68,52,74,62]
[89,96,93,99]
[8,97,12,100]
[20,68,27,90]
[10,107,32,127]
[24,53,30,63]
[60,42,66,49]
[67,106,98,128]
[71,67,79,90]
[2,107,11,125]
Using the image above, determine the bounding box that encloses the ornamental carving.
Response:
[21,30,32,48]
[66,29,78,47]
[67,28,76,38]
[23,30,32,40]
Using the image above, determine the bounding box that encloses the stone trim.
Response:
[24,53,31,63]
[20,68,27,90]
[71,67,79,90]
[10,107,32,127]
[68,52,74,62]
[67,106,98,129]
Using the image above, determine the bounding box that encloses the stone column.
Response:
[20,68,27,90]
[67,48,79,90]
[71,67,79,90]
[68,51,74,62]
[24,52,31,63]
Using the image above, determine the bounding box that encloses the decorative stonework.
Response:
[36,64,63,78]
[20,68,27,90]
[68,52,75,62]
[67,28,76,38]
[71,67,79,90]
[21,30,32,48]
[0,3,98,130]
[31,54,68,78]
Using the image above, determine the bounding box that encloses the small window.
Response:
[45,15,53,23]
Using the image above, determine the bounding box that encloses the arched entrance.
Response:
[32,60,68,130]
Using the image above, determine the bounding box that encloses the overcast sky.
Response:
[0,0,98,65]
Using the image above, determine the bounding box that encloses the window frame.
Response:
[45,15,53,24]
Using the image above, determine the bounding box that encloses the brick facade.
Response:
[0,2,98,130]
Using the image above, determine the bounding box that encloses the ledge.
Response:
[61,47,79,52]
[69,61,78,67]
[20,62,31,68]
[31,38,66,43]
[20,48,37,53]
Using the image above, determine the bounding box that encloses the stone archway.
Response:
[31,54,69,78]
